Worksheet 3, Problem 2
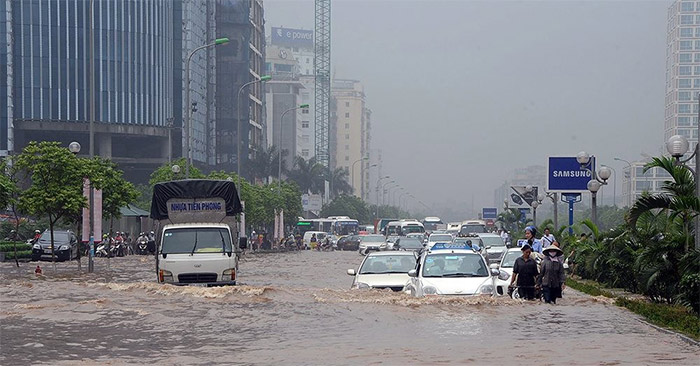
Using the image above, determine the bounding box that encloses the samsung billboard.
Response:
[271,27,314,48]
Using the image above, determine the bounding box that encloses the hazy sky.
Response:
[265,0,668,214]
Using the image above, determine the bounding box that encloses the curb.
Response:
[633,316,700,347]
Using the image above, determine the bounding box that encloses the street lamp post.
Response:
[375,176,390,218]
[614,157,632,207]
[184,37,230,178]
[236,75,272,188]
[381,180,395,206]
[385,183,399,206]
[68,142,88,272]
[666,134,699,250]
[577,151,612,228]
[278,104,309,193]
[392,187,404,207]
[351,156,369,196]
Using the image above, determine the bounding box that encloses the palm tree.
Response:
[496,208,532,236]
[246,145,287,184]
[327,167,352,198]
[287,157,325,194]
[628,157,699,251]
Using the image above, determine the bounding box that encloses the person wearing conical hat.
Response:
[538,245,566,304]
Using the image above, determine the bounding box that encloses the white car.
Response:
[405,243,500,297]
[477,233,508,263]
[347,251,418,291]
[427,233,454,249]
[358,234,389,254]
[494,248,521,296]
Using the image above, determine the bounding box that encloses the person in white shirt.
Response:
[541,227,556,248]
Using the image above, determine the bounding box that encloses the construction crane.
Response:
[314,0,331,173]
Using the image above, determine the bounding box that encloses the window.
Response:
[678,116,692,126]
[694,53,700,62]
[695,27,700,37]
[681,14,694,25]
[345,102,350,107]
[345,156,350,161]
[682,1,694,11]
[345,123,350,129]
[302,149,309,157]
[302,135,310,143]
[275,63,292,72]
[696,15,700,24]
[635,181,652,191]
[694,66,700,75]
[345,134,350,139]
[679,91,692,100]
[681,40,693,50]
[694,79,700,88]
[302,109,309,114]
[679,78,692,88]
[681,28,694,38]
[680,66,692,76]
[306,58,310,64]
[345,112,350,118]
[302,121,310,128]
[345,144,349,150]
[680,53,692,63]
[680,104,692,113]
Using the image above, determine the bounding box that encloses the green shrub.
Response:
[3,250,32,260]
[616,297,700,341]
[0,242,32,252]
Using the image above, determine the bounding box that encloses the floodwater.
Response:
[1,251,698,365]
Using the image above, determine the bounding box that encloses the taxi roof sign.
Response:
[431,242,472,251]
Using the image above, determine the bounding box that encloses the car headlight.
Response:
[479,284,494,295]
[498,270,510,281]
[33,244,41,249]
[159,269,173,283]
[423,286,438,295]
[59,245,70,251]
[356,282,370,289]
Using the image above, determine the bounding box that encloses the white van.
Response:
[303,231,327,250]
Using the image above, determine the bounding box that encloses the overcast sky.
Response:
[265,0,668,215]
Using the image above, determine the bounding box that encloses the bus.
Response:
[385,220,425,237]
[294,217,359,236]
[459,220,487,235]
[421,217,445,232]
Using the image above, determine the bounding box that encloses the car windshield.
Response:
[361,235,385,243]
[162,228,232,254]
[422,253,488,277]
[38,231,70,243]
[397,238,423,249]
[460,224,486,234]
[480,236,505,246]
[402,225,424,234]
[360,255,416,274]
[501,251,521,268]
[430,234,453,242]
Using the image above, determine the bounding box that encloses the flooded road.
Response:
[1,251,698,365]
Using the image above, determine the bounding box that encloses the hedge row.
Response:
[0,243,32,253]
[3,250,32,260]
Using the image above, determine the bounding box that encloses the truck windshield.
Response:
[162,228,232,254]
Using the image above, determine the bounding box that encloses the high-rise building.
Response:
[331,79,371,198]
[621,161,672,207]
[1,0,174,181]
[214,0,266,176]
[264,44,305,171]
[666,1,700,157]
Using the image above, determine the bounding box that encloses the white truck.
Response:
[150,179,246,286]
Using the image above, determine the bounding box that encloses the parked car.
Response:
[347,251,418,291]
[31,230,79,262]
[338,235,361,251]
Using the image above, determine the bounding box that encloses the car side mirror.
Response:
[347,269,356,276]
[486,246,492,250]
[239,237,247,250]
[408,269,417,277]
[490,268,500,276]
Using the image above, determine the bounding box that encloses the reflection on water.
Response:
[1,252,698,365]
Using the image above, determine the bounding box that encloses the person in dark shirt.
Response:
[510,244,539,300]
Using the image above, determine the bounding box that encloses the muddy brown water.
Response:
[1,251,698,365]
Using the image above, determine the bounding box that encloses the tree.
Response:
[327,167,352,198]
[87,158,140,233]
[149,158,205,186]
[287,157,325,194]
[321,195,372,223]
[628,157,699,251]
[15,141,86,267]
[246,145,287,184]
[0,158,22,267]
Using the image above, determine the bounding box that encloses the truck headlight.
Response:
[479,284,494,295]
[423,286,438,295]
[498,270,510,281]
[159,269,173,283]
[222,268,236,281]
[356,282,370,289]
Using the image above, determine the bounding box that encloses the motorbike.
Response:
[137,238,148,255]
[95,242,109,257]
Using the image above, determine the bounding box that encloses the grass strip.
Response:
[566,278,700,341]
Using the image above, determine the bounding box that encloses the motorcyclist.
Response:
[32,230,42,243]
[523,226,543,254]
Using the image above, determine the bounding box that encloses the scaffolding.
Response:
[314,0,331,170]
